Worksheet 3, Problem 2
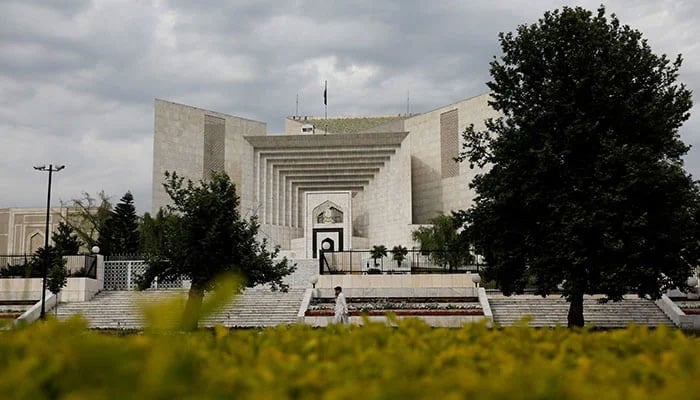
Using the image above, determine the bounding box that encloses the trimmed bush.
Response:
[0,318,697,399]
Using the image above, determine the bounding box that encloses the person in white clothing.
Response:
[334,286,349,324]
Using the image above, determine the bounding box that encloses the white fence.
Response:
[103,260,183,290]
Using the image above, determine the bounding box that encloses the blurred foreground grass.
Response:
[0,316,698,399]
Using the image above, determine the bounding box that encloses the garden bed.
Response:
[671,299,700,314]
[306,309,484,317]
[307,297,482,316]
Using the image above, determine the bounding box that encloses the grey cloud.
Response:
[1,0,699,213]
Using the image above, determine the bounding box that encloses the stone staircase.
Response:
[489,294,674,328]
[55,288,307,329]
[281,258,318,288]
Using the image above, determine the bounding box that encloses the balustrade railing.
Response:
[0,254,97,279]
[319,249,484,275]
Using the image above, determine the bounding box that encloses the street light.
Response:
[34,164,65,320]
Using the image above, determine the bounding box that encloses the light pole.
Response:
[34,164,65,320]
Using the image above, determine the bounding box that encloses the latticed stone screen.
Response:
[104,260,183,290]
[440,109,459,178]
[203,115,226,180]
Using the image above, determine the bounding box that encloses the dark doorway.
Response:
[312,228,343,258]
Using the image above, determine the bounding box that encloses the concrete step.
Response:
[56,288,307,329]
[488,296,674,328]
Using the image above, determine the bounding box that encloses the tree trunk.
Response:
[182,284,204,331]
[567,291,585,328]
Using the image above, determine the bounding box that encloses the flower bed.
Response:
[307,297,482,316]
[306,309,484,316]
[672,299,700,314]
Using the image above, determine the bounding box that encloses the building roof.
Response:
[288,115,409,134]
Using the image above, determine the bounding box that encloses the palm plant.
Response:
[391,245,408,269]
[370,245,388,271]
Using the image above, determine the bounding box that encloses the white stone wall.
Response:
[404,93,499,223]
[364,136,413,248]
[443,93,499,214]
[152,99,266,213]
[0,207,77,254]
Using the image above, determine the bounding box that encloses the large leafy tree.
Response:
[97,191,140,256]
[140,171,295,330]
[458,6,700,327]
[62,191,112,248]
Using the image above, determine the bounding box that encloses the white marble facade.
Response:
[152,94,499,258]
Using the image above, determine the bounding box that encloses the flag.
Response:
[323,80,327,106]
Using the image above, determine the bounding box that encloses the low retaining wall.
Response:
[656,295,700,331]
[318,273,476,289]
[15,292,57,326]
[0,278,101,302]
[314,286,477,298]
[477,287,493,325]
[304,314,486,328]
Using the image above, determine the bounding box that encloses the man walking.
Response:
[334,286,349,324]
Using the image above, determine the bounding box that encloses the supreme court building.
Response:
[152,93,497,259]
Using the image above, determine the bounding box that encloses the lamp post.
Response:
[34,164,65,320]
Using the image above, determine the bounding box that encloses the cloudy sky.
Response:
[1,0,698,213]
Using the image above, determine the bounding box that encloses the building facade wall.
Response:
[151,93,495,257]
[405,93,498,224]
[364,138,413,248]
[152,99,266,213]
[0,207,68,254]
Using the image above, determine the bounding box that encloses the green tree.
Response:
[52,222,84,256]
[32,246,68,315]
[412,214,471,272]
[139,209,178,255]
[45,250,68,315]
[458,6,700,327]
[97,191,140,256]
[140,171,295,330]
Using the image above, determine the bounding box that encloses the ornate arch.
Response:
[313,200,344,224]
[27,231,44,253]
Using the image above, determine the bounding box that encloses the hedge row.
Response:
[0,318,697,399]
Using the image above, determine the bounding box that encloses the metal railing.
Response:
[0,254,97,279]
[103,259,184,290]
[319,249,484,275]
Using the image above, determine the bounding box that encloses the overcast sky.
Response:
[1,0,699,213]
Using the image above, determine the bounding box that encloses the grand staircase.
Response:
[488,294,673,328]
[55,288,307,329]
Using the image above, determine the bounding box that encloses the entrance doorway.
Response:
[312,228,343,258]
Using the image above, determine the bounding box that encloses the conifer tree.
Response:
[97,191,140,256]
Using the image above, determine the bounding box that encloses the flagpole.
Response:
[324,80,328,135]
